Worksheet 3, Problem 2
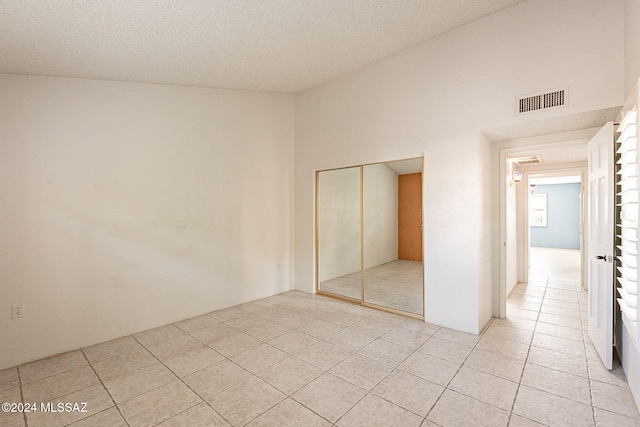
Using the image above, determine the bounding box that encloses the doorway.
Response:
[398,173,423,262]
[499,137,590,319]
[504,166,587,320]
[526,174,585,290]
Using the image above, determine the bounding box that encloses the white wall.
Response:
[620,125,640,417]
[294,0,624,334]
[505,161,518,297]
[364,164,398,269]
[0,75,294,370]
[317,167,361,282]
[516,176,527,282]
[317,163,398,282]
[478,132,494,330]
[621,1,640,406]
[620,323,640,411]
[625,0,640,95]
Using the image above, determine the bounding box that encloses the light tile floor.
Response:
[0,247,639,426]
[319,259,424,315]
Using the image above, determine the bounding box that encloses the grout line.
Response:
[16,366,28,427]
[506,274,548,426]
[346,331,435,422]
[506,254,601,425]
[80,349,130,427]
[331,338,425,425]
[419,323,490,424]
[130,333,235,427]
[291,306,434,424]
[11,268,631,426]
[257,299,374,424]
[578,280,598,426]
[136,293,378,426]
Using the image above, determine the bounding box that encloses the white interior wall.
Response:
[625,0,640,95]
[516,177,526,282]
[621,0,640,404]
[616,79,640,410]
[364,164,398,269]
[294,0,624,334]
[478,132,494,330]
[317,167,361,282]
[620,318,640,413]
[0,75,294,370]
[505,162,518,297]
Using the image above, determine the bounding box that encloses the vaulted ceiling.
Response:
[0,0,526,93]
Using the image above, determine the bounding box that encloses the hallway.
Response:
[501,247,640,425]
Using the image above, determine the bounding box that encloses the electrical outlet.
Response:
[12,305,23,319]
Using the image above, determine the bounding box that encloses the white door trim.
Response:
[498,139,590,318]
[587,121,615,369]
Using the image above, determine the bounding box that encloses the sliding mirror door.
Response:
[316,158,424,318]
[363,158,423,316]
[316,167,362,300]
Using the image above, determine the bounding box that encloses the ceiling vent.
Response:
[516,87,568,115]
[512,155,543,165]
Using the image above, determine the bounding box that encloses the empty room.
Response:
[1,1,640,426]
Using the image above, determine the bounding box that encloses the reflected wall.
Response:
[317,167,361,300]
[363,159,423,315]
[316,158,424,317]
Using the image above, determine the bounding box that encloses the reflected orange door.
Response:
[398,173,422,261]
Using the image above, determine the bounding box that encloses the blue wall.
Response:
[530,183,581,249]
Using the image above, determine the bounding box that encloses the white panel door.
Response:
[587,121,614,369]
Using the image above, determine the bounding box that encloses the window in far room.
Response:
[530,193,547,227]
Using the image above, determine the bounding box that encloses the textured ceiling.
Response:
[0,0,525,93]
[482,106,622,141]
[385,158,423,175]
[483,106,622,143]
[487,106,623,165]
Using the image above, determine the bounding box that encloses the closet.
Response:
[316,157,424,318]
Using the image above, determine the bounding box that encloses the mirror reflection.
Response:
[363,159,423,315]
[317,167,361,300]
[316,158,424,317]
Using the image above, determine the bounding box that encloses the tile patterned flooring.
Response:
[319,259,424,315]
[1,247,639,426]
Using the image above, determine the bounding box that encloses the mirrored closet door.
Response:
[316,166,362,300]
[316,158,424,318]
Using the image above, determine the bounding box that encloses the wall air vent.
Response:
[512,155,542,165]
[516,87,568,115]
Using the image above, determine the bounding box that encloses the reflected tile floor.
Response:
[1,248,639,426]
[319,259,423,315]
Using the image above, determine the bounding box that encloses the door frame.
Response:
[498,138,591,318]
[587,121,615,369]
[522,168,587,290]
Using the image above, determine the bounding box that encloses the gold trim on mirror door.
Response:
[315,290,361,305]
[315,156,425,321]
[360,165,365,303]
[362,301,424,320]
[314,170,320,295]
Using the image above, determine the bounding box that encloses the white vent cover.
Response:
[516,87,568,115]
[512,155,543,165]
